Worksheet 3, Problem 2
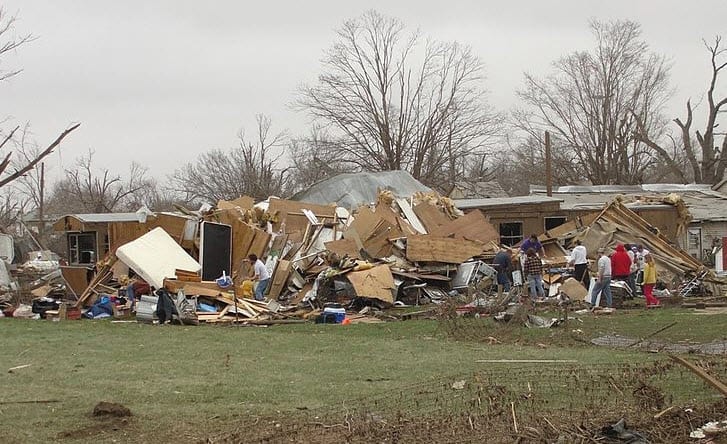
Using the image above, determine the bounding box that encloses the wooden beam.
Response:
[670,355,727,397]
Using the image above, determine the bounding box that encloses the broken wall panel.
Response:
[429,209,499,244]
[267,198,336,237]
[345,264,395,304]
[413,202,453,233]
[406,235,484,263]
[324,238,360,259]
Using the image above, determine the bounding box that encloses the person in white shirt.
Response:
[248,254,271,301]
[590,247,613,308]
[568,240,589,288]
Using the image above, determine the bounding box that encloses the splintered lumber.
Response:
[670,355,727,397]
[268,197,335,237]
[164,279,230,298]
[406,235,484,263]
[75,258,117,308]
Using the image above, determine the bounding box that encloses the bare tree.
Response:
[48,150,153,214]
[297,10,501,192]
[0,8,33,82]
[514,20,671,186]
[636,36,727,185]
[0,9,79,195]
[287,126,352,193]
[170,114,290,203]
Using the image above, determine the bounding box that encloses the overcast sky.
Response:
[1,0,726,184]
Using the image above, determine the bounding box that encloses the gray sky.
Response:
[1,0,726,183]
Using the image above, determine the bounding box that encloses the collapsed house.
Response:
[5,172,723,324]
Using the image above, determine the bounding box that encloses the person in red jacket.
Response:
[610,244,632,283]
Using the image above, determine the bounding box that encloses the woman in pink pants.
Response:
[643,254,660,307]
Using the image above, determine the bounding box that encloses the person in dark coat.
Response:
[492,247,513,298]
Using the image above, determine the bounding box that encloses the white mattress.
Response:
[116,227,200,289]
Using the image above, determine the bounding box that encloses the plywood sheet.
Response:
[61,265,91,296]
[109,221,149,253]
[413,202,452,233]
[217,195,254,210]
[345,207,378,241]
[325,238,360,259]
[406,235,484,263]
[430,210,499,244]
[152,213,190,242]
[345,265,394,304]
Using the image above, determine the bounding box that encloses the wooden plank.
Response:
[671,355,727,397]
[164,279,227,298]
[248,230,271,259]
[395,198,427,234]
[406,235,484,263]
[430,210,499,244]
[267,260,291,299]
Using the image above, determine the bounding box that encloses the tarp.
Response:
[116,227,200,289]
[290,170,432,210]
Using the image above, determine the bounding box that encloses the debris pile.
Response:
[2,175,721,324]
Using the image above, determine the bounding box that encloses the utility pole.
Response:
[39,162,45,237]
[545,131,552,196]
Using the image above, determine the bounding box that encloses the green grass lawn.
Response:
[1,307,726,443]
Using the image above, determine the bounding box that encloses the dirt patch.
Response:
[58,417,131,440]
[92,401,132,418]
[57,402,133,441]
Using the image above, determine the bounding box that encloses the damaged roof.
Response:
[454,195,563,210]
[290,170,432,209]
[530,184,727,222]
[59,213,145,224]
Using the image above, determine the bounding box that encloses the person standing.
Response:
[524,248,545,301]
[492,247,513,298]
[568,240,589,288]
[248,254,271,301]
[626,244,638,296]
[642,254,660,307]
[610,244,632,284]
[520,234,545,257]
[590,247,613,308]
[634,244,649,292]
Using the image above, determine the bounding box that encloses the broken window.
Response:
[68,232,97,265]
[499,222,522,247]
[544,216,567,231]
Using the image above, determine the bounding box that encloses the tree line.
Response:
[1,9,726,224]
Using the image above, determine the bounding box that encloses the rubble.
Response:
[2,176,720,325]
